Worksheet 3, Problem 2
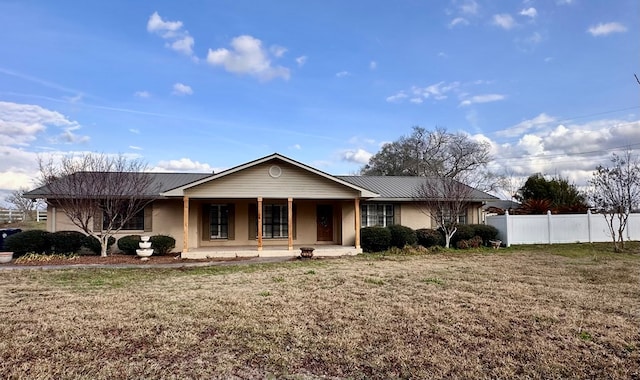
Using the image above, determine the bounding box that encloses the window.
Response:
[440,210,468,225]
[103,208,144,230]
[209,204,229,239]
[263,204,288,238]
[361,204,394,227]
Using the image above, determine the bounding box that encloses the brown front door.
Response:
[316,205,333,241]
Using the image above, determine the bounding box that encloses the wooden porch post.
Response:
[354,198,361,249]
[287,197,293,251]
[183,196,189,253]
[257,197,263,251]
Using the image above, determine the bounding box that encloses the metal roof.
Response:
[24,155,497,202]
[24,172,211,198]
[336,176,498,201]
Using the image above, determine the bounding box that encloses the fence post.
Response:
[505,210,511,247]
[547,210,552,245]
[587,209,592,243]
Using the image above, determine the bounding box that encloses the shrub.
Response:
[416,228,445,248]
[455,235,484,250]
[469,224,499,246]
[49,231,86,254]
[4,230,51,257]
[450,224,475,247]
[150,235,176,255]
[360,227,392,253]
[117,235,142,255]
[82,235,116,255]
[387,225,417,248]
[456,239,469,249]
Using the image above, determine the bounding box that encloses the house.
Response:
[27,153,497,258]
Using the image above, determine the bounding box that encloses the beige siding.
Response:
[398,204,432,229]
[185,161,359,199]
[341,200,356,246]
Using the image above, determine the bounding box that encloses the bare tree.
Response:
[361,126,499,191]
[38,153,159,257]
[589,150,640,252]
[414,177,474,248]
[4,187,38,220]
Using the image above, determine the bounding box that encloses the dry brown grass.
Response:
[0,246,638,379]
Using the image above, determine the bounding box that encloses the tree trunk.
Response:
[101,237,109,257]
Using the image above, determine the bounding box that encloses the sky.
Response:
[0,0,638,204]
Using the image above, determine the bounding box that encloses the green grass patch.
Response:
[422,277,444,285]
[364,277,385,286]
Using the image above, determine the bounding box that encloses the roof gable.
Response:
[160,153,379,198]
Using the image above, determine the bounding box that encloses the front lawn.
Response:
[0,246,638,379]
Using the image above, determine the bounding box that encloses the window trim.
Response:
[262,203,288,239]
[209,204,229,239]
[361,203,395,228]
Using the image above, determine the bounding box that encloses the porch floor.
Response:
[182,245,362,259]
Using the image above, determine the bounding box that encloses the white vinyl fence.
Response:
[486,210,640,246]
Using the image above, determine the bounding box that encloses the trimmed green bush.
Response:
[150,235,176,255]
[4,230,51,257]
[469,224,499,246]
[49,231,86,254]
[387,225,417,248]
[117,235,142,255]
[360,227,392,253]
[416,228,445,248]
[82,235,116,255]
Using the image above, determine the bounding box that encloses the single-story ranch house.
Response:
[27,153,497,258]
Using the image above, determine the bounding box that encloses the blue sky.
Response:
[1,0,638,202]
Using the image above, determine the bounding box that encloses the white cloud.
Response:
[134,91,150,98]
[341,149,372,165]
[497,113,556,137]
[386,92,408,103]
[438,52,448,58]
[410,98,423,104]
[129,129,140,134]
[129,145,143,150]
[492,14,516,30]
[170,36,195,56]
[449,17,469,28]
[460,0,479,15]
[587,22,627,36]
[336,71,350,78]
[147,12,183,34]
[270,45,287,58]
[172,83,193,96]
[296,56,308,67]
[492,116,640,186]
[370,61,377,70]
[417,81,460,100]
[147,12,195,57]
[459,93,505,107]
[0,101,88,146]
[516,31,543,52]
[519,7,537,18]
[207,35,290,81]
[153,158,220,173]
[291,144,301,150]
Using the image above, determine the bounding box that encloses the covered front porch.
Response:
[182,244,363,259]
[179,197,363,257]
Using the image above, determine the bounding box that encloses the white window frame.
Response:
[210,204,229,239]
[361,204,394,228]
